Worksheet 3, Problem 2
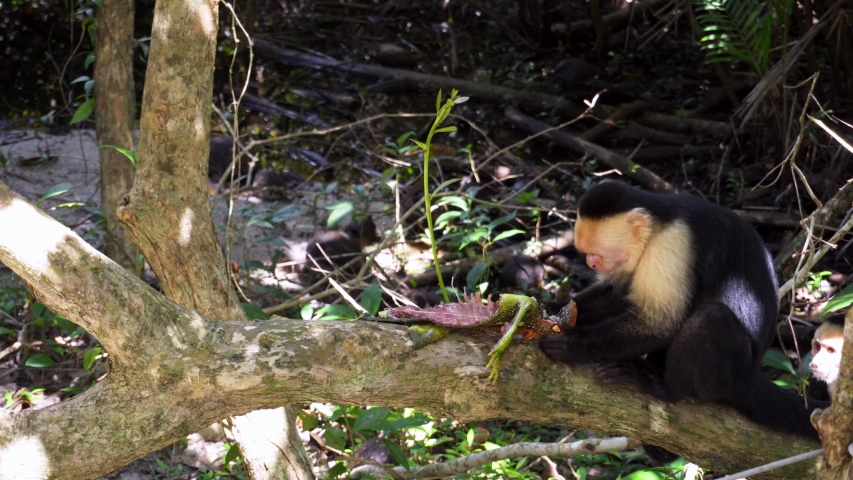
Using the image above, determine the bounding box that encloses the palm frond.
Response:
[692,0,774,74]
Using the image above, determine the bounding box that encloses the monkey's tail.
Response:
[740,374,819,441]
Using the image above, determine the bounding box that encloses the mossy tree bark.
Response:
[111,0,311,478]
[94,0,138,271]
[0,179,824,479]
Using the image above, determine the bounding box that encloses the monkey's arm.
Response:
[540,315,671,364]
[570,282,633,327]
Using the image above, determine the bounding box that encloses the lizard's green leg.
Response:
[486,295,538,383]
[408,325,452,349]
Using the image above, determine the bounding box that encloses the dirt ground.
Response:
[0,129,406,279]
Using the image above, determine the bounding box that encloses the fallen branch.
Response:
[561,0,672,40]
[578,100,650,142]
[734,210,804,229]
[613,122,701,146]
[253,39,732,139]
[624,145,721,163]
[505,106,678,193]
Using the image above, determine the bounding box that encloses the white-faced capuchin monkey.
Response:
[811,315,845,400]
[541,181,818,441]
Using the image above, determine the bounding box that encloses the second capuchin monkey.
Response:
[811,315,845,399]
[541,181,818,440]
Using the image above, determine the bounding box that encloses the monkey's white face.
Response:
[574,212,647,275]
[810,337,843,385]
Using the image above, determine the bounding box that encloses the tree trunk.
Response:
[229,407,315,479]
[94,0,138,271]
[113,0,312,477]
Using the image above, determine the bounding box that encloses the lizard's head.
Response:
[552,299,577,331]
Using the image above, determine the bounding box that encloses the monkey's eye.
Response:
[826,346,835,354]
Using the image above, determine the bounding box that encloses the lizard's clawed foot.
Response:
[486,350,502,383]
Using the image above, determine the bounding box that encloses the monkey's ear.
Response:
[625,208,651,241]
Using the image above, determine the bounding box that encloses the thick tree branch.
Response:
[0,180,820,479]
[0,181,187,369]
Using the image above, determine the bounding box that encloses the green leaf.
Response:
[458,229,488,249]
[395,132,415,148]
[25,354,57,368]
[436,108,451,125]
[411,139,428,152]
[52,315,76,332]
[298,409,320,430]
[327,463,347,477]
[435,126,457,134]
[491,229,526,243]
[435,210,463,228]
[431,178,461,196]
[37,182,73,207]
[352,407,391,433]
[300,304,314,320]
[223,443,241,465]
[467,261,490,292]
[245,215,274,229]
[272,204,303,223]
[315,304,356,321]
[436,195,469,211]
[435,89,443,112]
[389,413,431,430]
[360,283,382,316]
[382,439,411,472]
[762,349,796,375]
[70,98,95,124]
[325,201,354,228]
[824,284,853,315]
[99,145,137,166]
[487,211,517,230]
[83,347,102,371]
[622,470,665,480]
[324,428,346,451]
[773,378,796,389]
[258,236,288,247]
[241,302,270,320]
[0,327,15,336]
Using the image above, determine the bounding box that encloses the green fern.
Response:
[693,0,779,74]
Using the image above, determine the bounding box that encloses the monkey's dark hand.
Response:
[539,335,573,364]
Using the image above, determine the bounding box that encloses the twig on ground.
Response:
[349,437,640,479]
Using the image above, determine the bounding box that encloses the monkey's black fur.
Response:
[542,181,818,441]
